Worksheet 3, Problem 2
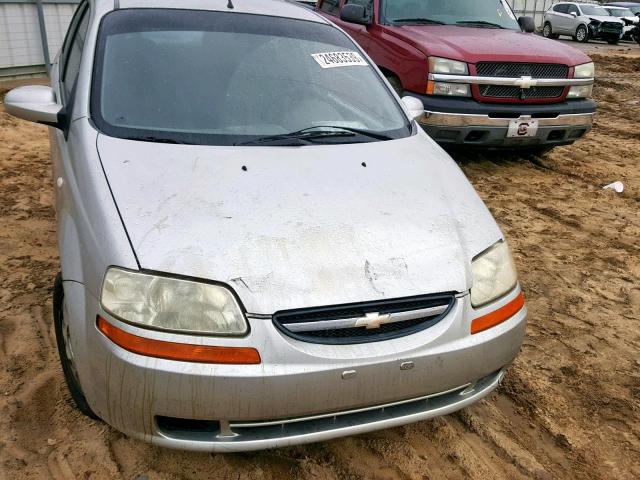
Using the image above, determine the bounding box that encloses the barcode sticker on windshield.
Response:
[311,51,368,69]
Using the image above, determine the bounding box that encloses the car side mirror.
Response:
[401,96,424,121]
[570,11,578,17]
[340,4,371,26]
[518,16,536,33]
[4,85,63,128]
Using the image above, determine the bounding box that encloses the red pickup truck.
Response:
[315,0,596,150]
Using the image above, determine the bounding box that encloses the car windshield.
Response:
[580,5,610,16]
[91,10,411,146]
[607,8,634,16]
[382,0,521,29]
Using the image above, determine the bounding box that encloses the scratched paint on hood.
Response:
[97,132,501,314]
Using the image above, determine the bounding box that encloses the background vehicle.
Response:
[317,0,596,150]
[543,2,624,44]
[605,2,640,15]
[604,5,640,42]
[3,0,527,452]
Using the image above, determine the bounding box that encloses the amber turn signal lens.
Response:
[97,316,261,364]
[471,292,525,335]
[426,80,435,95]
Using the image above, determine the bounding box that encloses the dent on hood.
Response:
[97,132,500,314]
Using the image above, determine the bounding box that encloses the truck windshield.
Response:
[579,5,610,16]
[382,0,521,29]
[91,10,411,146]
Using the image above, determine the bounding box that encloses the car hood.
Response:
[385,25,592,65]
[97,132,501,314]
[588,15,625,23]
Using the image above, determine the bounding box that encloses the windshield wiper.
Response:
[123,135,194,145]
[235,126,393,146]
[456,20,505,29]
[392,17,446,25]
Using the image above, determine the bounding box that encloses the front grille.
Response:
[476,62,568,79]
[475,62,568,100]
[600,21,623,32]
[272,294,456,345]
[480,85,565,99]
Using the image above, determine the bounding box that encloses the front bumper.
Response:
[410,95,596,148]
[66,283,526,452]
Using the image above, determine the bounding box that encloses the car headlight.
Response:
[567,84,593,98]
[573,62,595,79]
[428,57,469,75]
[470,241,518,308]
[101,268,248,335]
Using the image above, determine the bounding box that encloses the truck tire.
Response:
[542,22,559,39]
[385,75,404,96]
[53,272,99,420]
[575,25,589,43]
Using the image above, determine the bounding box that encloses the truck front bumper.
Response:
[411,95,596,148]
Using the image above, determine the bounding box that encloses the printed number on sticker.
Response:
[312,51,368,69]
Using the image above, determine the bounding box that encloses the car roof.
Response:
[94,0,327,23]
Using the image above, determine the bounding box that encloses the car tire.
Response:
[542,22,559,39]
[575,25,589,43]
[606,37,619,45]
[385,75,404,96]
[53,272,99,420]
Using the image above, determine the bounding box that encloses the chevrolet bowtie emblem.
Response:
[355,312,391,329]
[515,76,536,89]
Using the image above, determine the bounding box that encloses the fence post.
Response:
[35,0,51,76]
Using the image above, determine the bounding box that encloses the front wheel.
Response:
[575,25,589,43]
[606,36,619,45]
[53,273,99,419]
[542,22,559,39]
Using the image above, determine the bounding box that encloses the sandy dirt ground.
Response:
[1,51,639,480]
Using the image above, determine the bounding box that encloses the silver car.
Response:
[5,0,527,452]
[543,2,625,43]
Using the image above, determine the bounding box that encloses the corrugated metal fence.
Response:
[0,0,78,78]
[0,0,604,79]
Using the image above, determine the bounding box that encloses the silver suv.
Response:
[543,2,624,43]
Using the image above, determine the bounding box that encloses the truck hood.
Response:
[386,26,592,65]
[97,132,501,314]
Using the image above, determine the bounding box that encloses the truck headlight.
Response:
[567,85,593,98]
[429,57,469,75]
[427,81,471,97]
[101,268,248,335]
[470,241,518,308]
[573,62,595,79]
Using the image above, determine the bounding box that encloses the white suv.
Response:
[543,2,624,43]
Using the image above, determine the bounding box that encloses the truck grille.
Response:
[480,85,565,99]
[476,62,568,79]
[272,294,456,345]
[476,62,568,100]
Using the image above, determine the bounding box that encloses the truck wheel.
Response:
[575,25,589,43]
[543,22,559,39]
[385,75,404,96]
[53,273,99,419]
